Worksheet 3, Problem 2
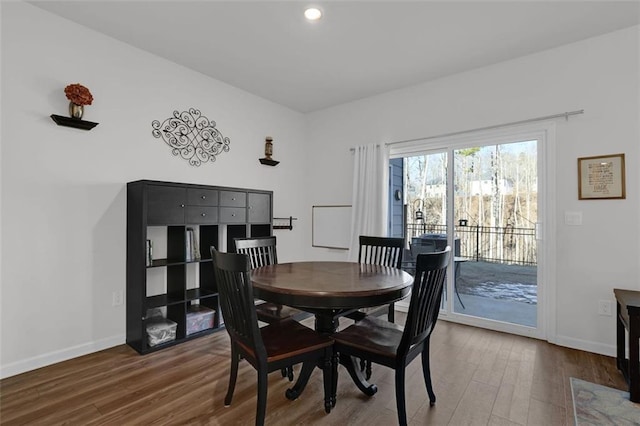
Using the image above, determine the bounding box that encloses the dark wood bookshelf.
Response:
[126,180,273,354]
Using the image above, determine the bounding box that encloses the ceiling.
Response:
[30,1,640,113]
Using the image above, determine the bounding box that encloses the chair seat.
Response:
[333,316,404,359]
[255,302,305,323]
[259,319,333,363]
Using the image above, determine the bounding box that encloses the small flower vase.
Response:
[69,102,84,119]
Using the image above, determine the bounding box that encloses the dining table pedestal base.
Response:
[285,350,336,412]
[314,313,341,335]
[339,354,378,396]
[285,311,379,409]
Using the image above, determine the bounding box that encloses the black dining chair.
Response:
[346,235,405,379]
[211,249,335,425]
[347,235,405,323]
[333,247,451,426]
[234,236,307,381]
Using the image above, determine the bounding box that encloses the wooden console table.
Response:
[614,288,640,402]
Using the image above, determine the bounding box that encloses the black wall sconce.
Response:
[259,136,279,166]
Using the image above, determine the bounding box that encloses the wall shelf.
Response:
[50,114,99,130]
[259,158,279,166]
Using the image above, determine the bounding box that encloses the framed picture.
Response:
[578,153,626,200]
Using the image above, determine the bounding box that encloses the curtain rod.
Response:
[385,109,584,147]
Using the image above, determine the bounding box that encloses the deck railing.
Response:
[406,223,537,266]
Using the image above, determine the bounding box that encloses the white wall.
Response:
[0,2,310,378]
[305,26,640,355]
[2,2,638,378]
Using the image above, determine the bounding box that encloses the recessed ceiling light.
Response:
[304,7,322,21]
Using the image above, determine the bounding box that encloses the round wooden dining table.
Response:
[251,261,413,332]
[251,261,413,404]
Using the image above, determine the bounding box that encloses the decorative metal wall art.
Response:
[152,108,230,167]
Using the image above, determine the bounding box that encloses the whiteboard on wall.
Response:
[312,205,352,250]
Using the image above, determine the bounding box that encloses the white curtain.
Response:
[349,144,389,260]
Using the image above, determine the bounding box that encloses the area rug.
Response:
[570,377,640,425]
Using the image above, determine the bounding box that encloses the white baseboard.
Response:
[553,334,617,358]
[0,334,125,379]
[395,302,617,358]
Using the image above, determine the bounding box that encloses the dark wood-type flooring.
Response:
[0,314,627,425]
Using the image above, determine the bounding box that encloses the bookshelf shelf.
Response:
[146,294,184,308]
[147,258,213,268]
[186,288,217,300]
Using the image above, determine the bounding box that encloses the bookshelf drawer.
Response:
[186,207,218,224]
[219,191,246,207]
[187,188,218,206]
[220,207,246,223]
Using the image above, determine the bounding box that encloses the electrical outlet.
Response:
[597,299,612,316]
[112,290,124,307]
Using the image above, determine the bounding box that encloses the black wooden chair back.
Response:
[348,235,406,378]
[212,249,266,361]
[358,236,404,268]
[231,236,304,381]
[399,247,450,356]
[234,236,278,268]
[350,235,405,323]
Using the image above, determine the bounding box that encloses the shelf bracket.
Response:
[273,216,297,230]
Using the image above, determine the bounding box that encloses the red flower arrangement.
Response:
[64,83,93,106]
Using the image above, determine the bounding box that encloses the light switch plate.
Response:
[565,211,582,226]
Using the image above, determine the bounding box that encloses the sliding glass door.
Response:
[392,124,549,338]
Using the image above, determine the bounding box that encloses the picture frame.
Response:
[578,153,625,200]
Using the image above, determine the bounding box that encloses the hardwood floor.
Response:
[1,315,627,425]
